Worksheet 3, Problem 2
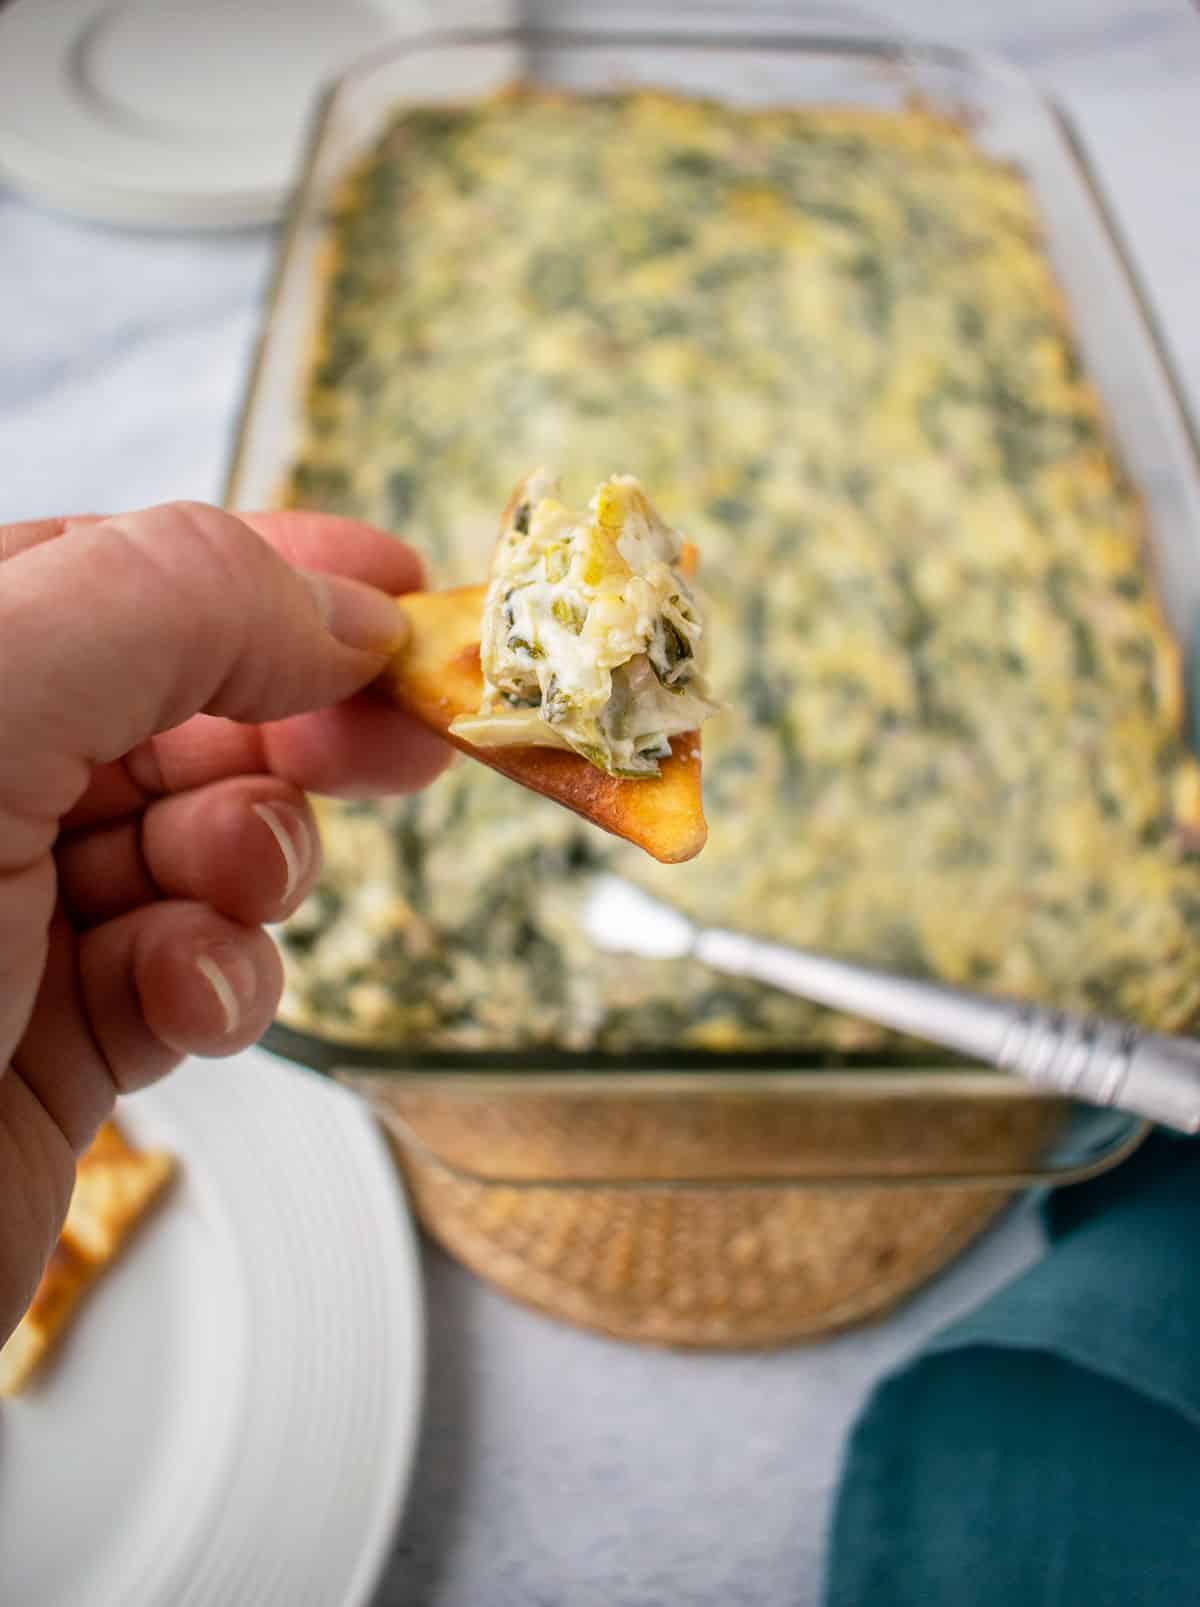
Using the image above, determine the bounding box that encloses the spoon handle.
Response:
[695,928,1200,1133]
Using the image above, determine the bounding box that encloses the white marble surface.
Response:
[1,3,1197,1604]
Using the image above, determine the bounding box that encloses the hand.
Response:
[0,502,448,1345]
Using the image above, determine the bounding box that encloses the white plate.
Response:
[0,0,431,228]
[0,1048,424,1607]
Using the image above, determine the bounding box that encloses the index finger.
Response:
[57,511,446,828]
[240,510,427,595]
[0,515,103,563]
[0,510,426,593]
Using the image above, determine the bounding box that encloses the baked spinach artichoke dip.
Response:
[453,471,718,777]
[277,88,1200,1056]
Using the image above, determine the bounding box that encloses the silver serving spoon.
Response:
[583,875,1200,1134]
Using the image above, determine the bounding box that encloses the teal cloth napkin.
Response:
[824,1135,1200,1606]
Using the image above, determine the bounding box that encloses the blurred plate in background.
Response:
[0,1048,424,1607]
[0,0,443,227]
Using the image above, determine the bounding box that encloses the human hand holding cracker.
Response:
[0,478,713,1356]
[0,502,447,1348]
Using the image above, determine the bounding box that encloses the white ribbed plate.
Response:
[0,1048,424,1607]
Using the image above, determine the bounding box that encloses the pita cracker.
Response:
[383,584,707,863]
[0,1120,176,1396]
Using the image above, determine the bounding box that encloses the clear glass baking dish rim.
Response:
[227,21,1200,1188]
[330,1065,1153,1194]
[227,20,1200,515]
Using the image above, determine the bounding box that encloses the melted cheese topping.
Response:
[451,471,718,775]
[278,89,1200,1055]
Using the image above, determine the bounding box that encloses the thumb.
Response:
[0,501,405,827]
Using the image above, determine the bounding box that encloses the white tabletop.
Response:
[1,3,1197,1603]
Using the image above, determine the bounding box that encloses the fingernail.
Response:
[193,951,246,1036]
[252,800,312,904]
[305,572,408,654]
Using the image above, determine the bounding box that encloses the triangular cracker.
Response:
[0,1119,176,1396]
[384,585,707,863]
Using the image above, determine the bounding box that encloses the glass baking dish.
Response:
[225,23,1200,1193]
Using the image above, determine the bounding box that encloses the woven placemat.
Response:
[399,1154,1012,1348]
[350,1083,1060,1348]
